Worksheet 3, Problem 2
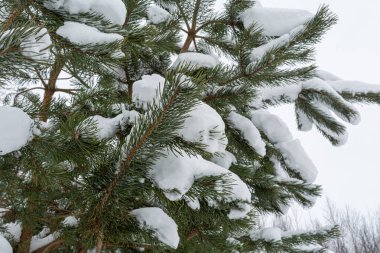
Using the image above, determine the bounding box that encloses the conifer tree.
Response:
[1,0,380,252]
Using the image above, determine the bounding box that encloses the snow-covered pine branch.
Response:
[1,0,379,252]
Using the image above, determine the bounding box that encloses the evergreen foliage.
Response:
[0,0,379,252]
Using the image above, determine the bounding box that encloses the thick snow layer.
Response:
[0,107,33,155]
[251,109,317,182]
[251,109,293,143]
[45,0,127,25]
[251,84,302,108]
[131,207,179,249]
[172,53,219,69]
[132,74,165,109]
[240,6,313,36]
[179,102,227,154]
[57,21,123,45]
[147,5,171,24]
[228,112,266,156]
[327,80,380,95]
[251,33,290,62]
[21,28,51,61]
[276,139,317,183]
[0,235,12,253]
[303,78,361,125]
[149,149,251,218]
[250,227,282,242]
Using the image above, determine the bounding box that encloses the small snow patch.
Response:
[131,207,180,249]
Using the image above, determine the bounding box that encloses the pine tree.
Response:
[1,0,380,252]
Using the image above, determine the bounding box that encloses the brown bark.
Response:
[32,238,64,253]
[180,34,194,53]
[95,232,104,253]
[39,89,55,122]
[39,56,65,122]
[2,4,26,30]
[76,247,86,253]
[16,227,32,253]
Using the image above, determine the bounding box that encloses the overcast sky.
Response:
[217,0,380,213]
[262,0,380,213]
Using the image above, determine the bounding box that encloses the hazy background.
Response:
[215,0,380,215]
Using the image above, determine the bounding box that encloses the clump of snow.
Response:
[240,6,313,36]
[0,107,34,155]
[251,109,293,143]
[0,235,12,253]
[211,151,236,169]
[119,110,140,130]
[160,2,177,13]
[179,102,227,154]
[148,149,251,219]
[228,203,252,220]
[21,28,51,61]
[79,110,139,140]
[172,53,219,69]
[62,216,78,227]
[147,5,171,24]
[250,227,282,242]
[183,196,201,210]
[276,140,318,183]
[132,74,165,109]
[45,0,127,25]
[2,222,22,242]
[30,232,60,252]
[251,110,317,183]
[227,112,266,156]
[80,115,122,140]
[131,207,180,249]
[57,21,123,45]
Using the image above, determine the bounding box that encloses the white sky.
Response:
[216,0,380,213]
[261,0,380,212]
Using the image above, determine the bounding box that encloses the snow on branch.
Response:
[131,207,180,249]
[45,0,127,25]
[240,5,313,37]
[0,107,34,155]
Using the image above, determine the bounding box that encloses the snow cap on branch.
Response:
[0,107,34,156]
[45,0,127,25]
[131,207,179,248]
[240,5,313,36]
